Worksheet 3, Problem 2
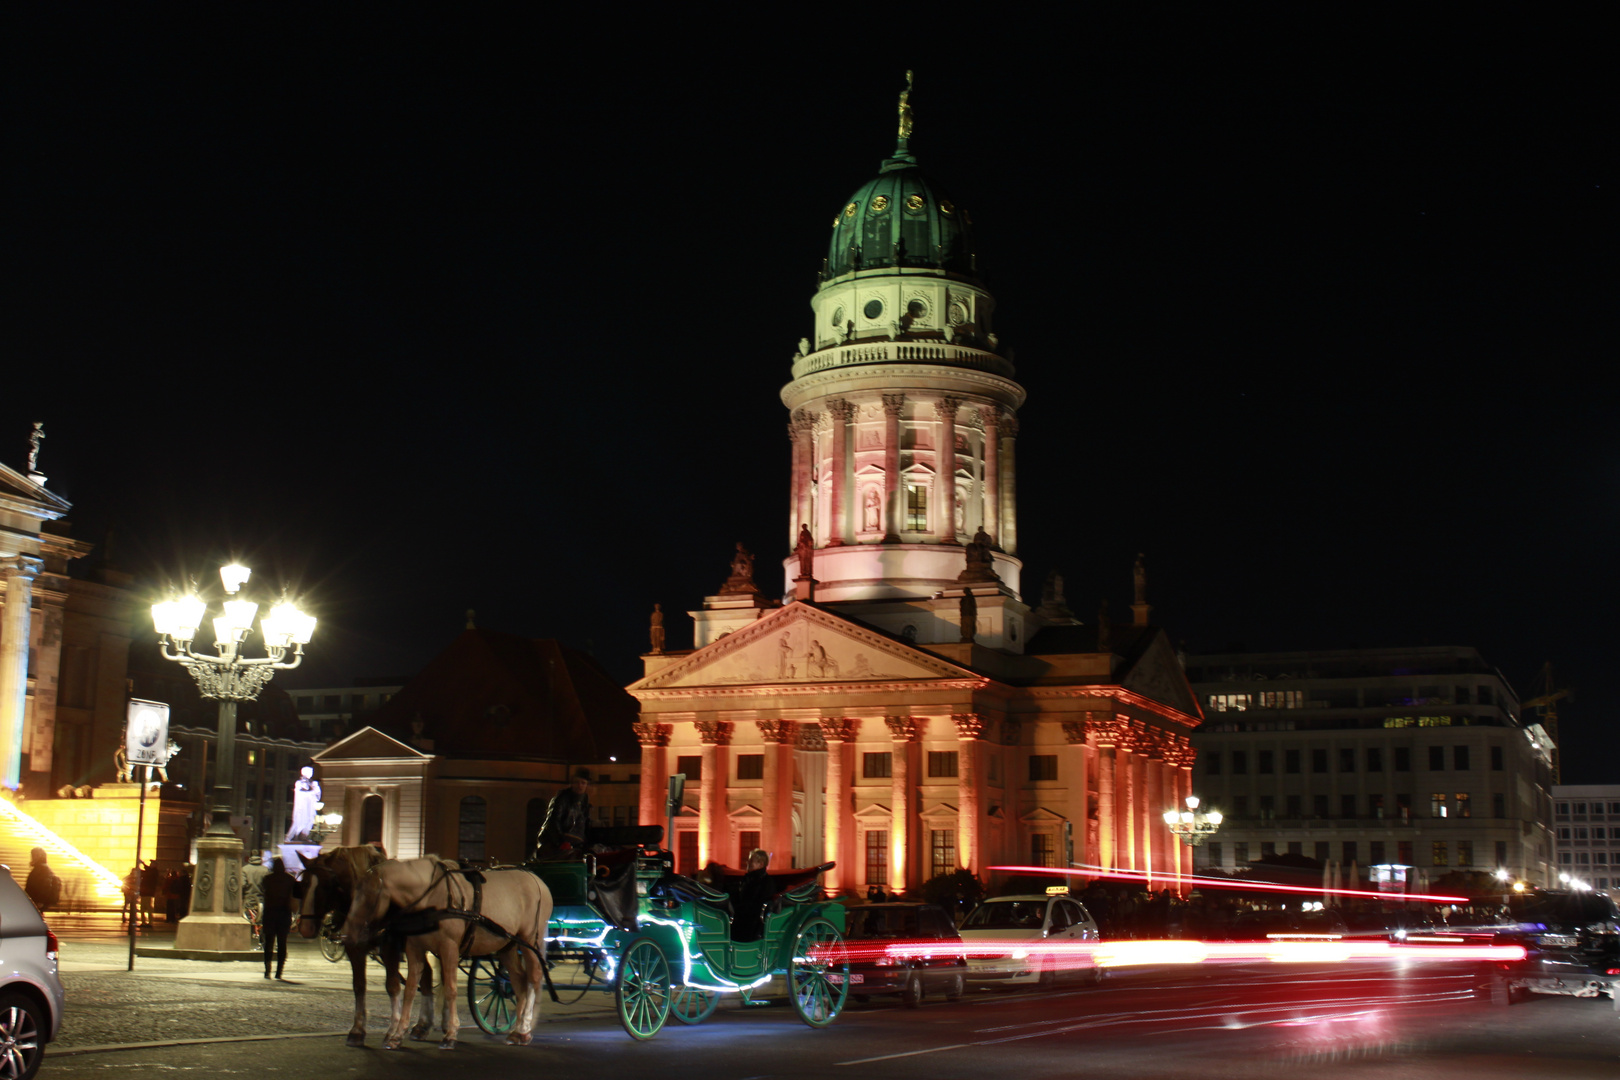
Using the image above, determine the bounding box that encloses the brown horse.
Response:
[297,845,429,1047]
[342,856,552,1049]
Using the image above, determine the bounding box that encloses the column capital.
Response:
[819,717,860,742]
[695,720,733,746]
[756,719,797,744]
[979,405,1001,430]
[1163,735,1197,769]
[881,393,907,418]
[827,398,857,422]
[632,722,671,748]
[1086,713,1129,749]
[0,555,43,579]
[797,724,828,751]
[1061,719,1089,745]
[792,408,819,435]
[934,396,963,420]
[951,713,986,741]
[883,716,918,741]
[1001,414,1019,439]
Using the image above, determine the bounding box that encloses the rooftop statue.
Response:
[897,70,915,139]
[719,542,761,595]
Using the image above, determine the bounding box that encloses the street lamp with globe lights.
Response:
[1163,795,1223,847]
[151,562,315,954]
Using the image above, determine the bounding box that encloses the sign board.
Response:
[1045,885,1070,896]
[667,773,686,816]
[125,699,171,766]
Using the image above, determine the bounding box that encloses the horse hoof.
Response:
[409,1023,431,1041]
[437,1040,457,1051]
[345,1034,366,1048]
[506,1032,531,1046]
[382,1039,403,1051]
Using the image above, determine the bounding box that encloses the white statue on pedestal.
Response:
[286,766,323,842]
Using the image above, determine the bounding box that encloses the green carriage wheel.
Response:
[616,937,672,1040]
[788,917,848,1028]
[669,985,719,1025]
[466,957,518,1035]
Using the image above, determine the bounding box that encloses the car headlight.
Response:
[1011,949,1029,960]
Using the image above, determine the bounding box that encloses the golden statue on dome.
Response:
[897,70,915,139]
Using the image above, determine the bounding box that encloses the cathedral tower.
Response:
[780,75,1026,608]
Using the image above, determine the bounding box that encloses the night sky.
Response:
[5,14,1613,778]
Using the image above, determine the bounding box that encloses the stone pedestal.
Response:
[173,832,253,954]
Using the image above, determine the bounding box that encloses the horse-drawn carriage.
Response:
[465,828,850,1040]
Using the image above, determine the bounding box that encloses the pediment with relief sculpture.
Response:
[630,603,976,691]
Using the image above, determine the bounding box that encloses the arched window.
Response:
[524,797,548,856]
[459,795,487,861]
[361,794,384,846]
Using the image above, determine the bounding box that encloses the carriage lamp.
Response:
[1163,795,1223,847]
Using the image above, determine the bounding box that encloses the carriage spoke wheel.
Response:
[616,937,671,1040]
[669,985,719,1025]
[789,917,848,1028]
[318,912,345,963]
[466,958,518,1035]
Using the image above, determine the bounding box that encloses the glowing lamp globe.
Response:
[220,563,252,594]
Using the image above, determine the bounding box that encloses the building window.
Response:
[1313,794,1329,819]
[1234,842,1249,863]
[1366,747,1383,772]
[1207,693,1251,713]
[1397,793,1412,822]
[361,794,384,846]
[1285,794,1301,818]
[458,796,487,861]
[1314,841,1329,862]
[1031,833,1055,868]
[1394,746,1411,772]
[1431,793,1448,818]
[927,751,958,778]
[1370,793,1385,819]
[1311,748,1328,774]
[863,752,892,779]
[739,830,760,865]
[1453,746,1470,771]
[737,754,764,780]
[296,696,313,711]
[1575,827,1588,840]
[1028,755,1058,782]
[1556,802,1570,816]
[1231,751,1248,775]
[1577,853,1591,866]
[1428,746,1445,770]
[1339,748,1355,773]
[1259,795,1275,820]
[930,829,957,879]
[1285,749,1300,774]
[1207,842,1223,867]
[1257,690,1303,709]
[865,830,889,884]
[1258,751,1274,775]
[1454,793,1471,818]
[1397,840,1413,865]
[905,484,928,531]
[1495,840,1508,866]
[1205,752,1222,776]
[1457,840,1474,867]
[677,831,699,876]
[1342,841,1357,863]
[1491,745,1504,771]
[1261,841,1276,858]
[1370,840,1386,864]
[676,755,702,781]
[1432,841,1449,867]
[1341,794,1357,819]
[1233,795,1248,817]
[1287,841,1303,856]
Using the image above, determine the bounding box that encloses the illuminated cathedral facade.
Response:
[628,85,1202,896]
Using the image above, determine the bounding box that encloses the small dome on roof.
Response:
[824,140,976,281]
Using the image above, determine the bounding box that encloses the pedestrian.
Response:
[122,861,146,929]
[24,848,62,913]
[260,856,297,979]
[139,861,160,928]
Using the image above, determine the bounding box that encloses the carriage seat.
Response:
[648,873,735,919]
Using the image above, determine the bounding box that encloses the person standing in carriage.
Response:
[535,767,593,858]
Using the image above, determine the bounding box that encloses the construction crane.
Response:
[1521,661,1570,783]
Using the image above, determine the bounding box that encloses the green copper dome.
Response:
[824,138,976,281]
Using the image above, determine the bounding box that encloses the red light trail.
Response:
[990,864,1471,904]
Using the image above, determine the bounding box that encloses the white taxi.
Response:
[958,888,1101,987]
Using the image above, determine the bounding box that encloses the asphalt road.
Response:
[41,942,1620,1080]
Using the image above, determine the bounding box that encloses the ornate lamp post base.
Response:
[172,832,256,956]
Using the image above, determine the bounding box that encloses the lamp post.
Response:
[152,563,315,954]
[1163,795,1223,847]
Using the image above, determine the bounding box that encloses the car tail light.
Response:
[46,929,59,961]
[1606,968,1620,976]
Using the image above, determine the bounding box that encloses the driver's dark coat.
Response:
[538,787,591,850]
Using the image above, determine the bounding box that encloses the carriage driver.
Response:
[535,767,593,858]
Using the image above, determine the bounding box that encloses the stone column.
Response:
[980,407,1000,547]
[885,717,916,894]
[1092,719,1118,870]
[1117,724,1138,872]
[788,416,803,551]
[953,713,985,874]
[935,398,961,540]
[827,400,855,546]
[1173,739,1195,894]
[633,722,671,832]
[28,592,65,790]
[0,557,41,790]
[1143,751,1162,885]
[820,718,859,893]
[695,720,732,867]
[758,720,796,864]
[881,394,905,542]
[792,410,816,549]
[1062,720,1092,868]
[1000,414,1019,554]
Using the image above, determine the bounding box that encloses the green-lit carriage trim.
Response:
[463,842,847,1041]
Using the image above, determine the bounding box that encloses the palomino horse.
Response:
[342,856,553,1050]
[298,845,432,1047]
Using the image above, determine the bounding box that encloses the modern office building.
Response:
[1186,647,1556,887]
[1552,784,1620,897]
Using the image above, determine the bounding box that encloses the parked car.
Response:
[958,891,1101,988]
[842,902,968,1007]
[1481,889,1620,1010]
[0,863,65,1080]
